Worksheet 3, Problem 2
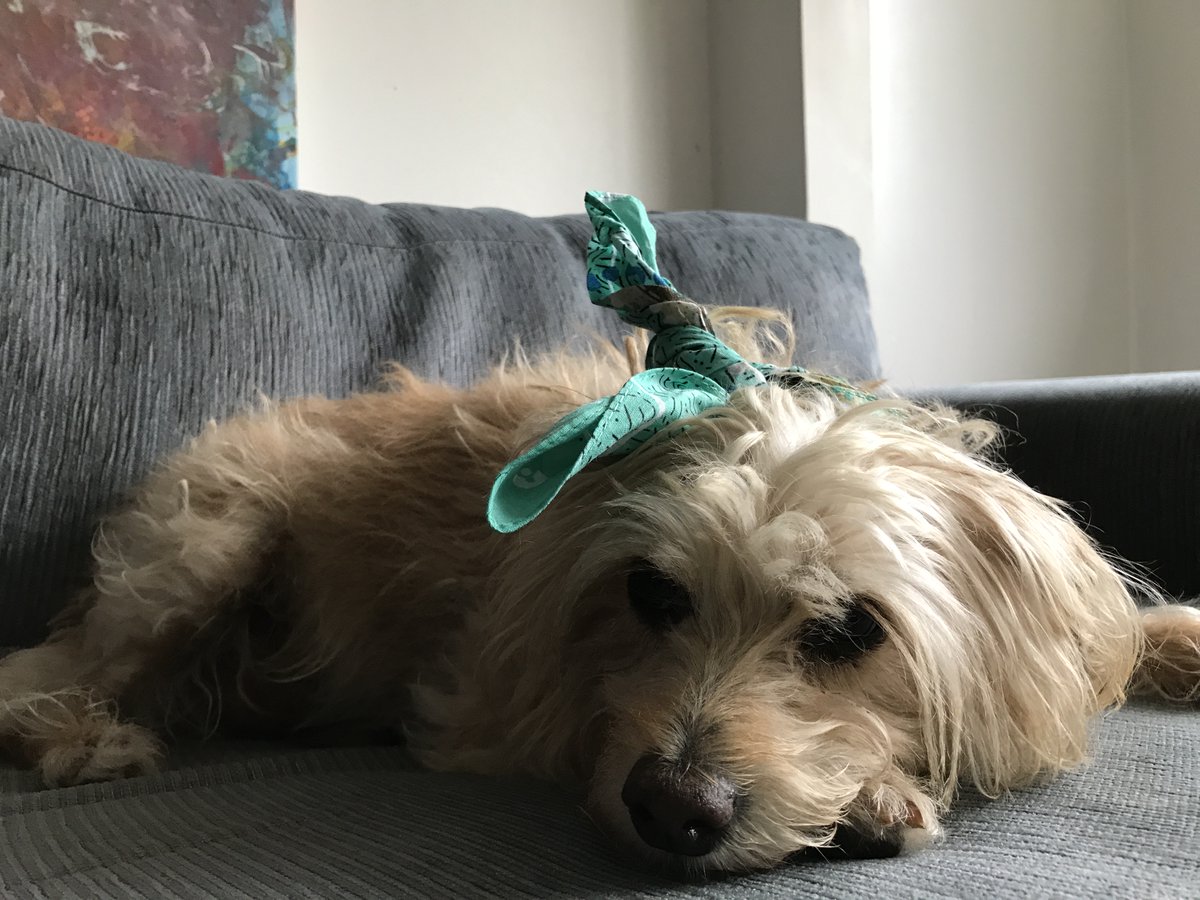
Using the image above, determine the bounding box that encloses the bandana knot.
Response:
[486,191,873,533]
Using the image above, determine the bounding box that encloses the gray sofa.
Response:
[1,117,1196,898]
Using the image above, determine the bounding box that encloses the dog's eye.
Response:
[796,598,885,664]
[627,563,693,632]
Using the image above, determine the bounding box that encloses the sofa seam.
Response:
[0,160,819,253]
[0,161,560,253]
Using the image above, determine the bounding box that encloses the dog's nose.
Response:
[620,754,736,856]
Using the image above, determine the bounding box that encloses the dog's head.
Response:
[482,383,1141,876]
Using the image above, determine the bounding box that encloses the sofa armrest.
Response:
[920,372,1200,599]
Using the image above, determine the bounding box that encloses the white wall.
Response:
[802,0,873,275]
[805,0,1134,388]
[296,0,807,218]
[295,0,714,214]
[1127,1,1200,374]
[709,0,806,217]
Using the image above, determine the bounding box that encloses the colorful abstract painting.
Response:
[0,0,296,189]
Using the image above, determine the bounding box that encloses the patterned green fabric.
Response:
[586,192,765,393]
[487,191,873,533]
[487,367,728,532]
[584,190,674,304]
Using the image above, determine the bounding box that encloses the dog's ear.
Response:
[813,399,1139,799]
[901,444,1142,797]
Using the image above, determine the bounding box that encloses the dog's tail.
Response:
[1132,604,1200,703]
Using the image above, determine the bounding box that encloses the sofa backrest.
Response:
[0,116,879,646]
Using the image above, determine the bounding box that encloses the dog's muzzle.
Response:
[621,754,736,856]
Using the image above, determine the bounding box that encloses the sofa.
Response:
[1,116,1196,898]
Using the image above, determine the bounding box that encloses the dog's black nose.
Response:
[621,754,736,856]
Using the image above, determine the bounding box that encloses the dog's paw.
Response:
[1137,605,1200,703]
[38,719,162,787]
[826,776,940,859]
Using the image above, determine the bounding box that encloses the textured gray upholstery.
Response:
[0,704,1195,898]
[1,117,1196,898]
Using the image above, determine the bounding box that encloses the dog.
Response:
[1,308,1197,877]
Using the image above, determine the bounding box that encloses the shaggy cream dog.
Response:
[1,310,1197,877]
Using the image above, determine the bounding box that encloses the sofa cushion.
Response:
[0,702,1195,898]
[0,116,878,647]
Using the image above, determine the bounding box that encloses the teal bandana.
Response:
[486,191,873,533]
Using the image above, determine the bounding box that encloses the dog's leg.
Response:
[1134,605,1200,703]
[0,627,164,785]
[0,420,298,785]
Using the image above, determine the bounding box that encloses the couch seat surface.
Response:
[0,702,1195,899]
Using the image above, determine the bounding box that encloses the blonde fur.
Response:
[0,308,1195,876]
